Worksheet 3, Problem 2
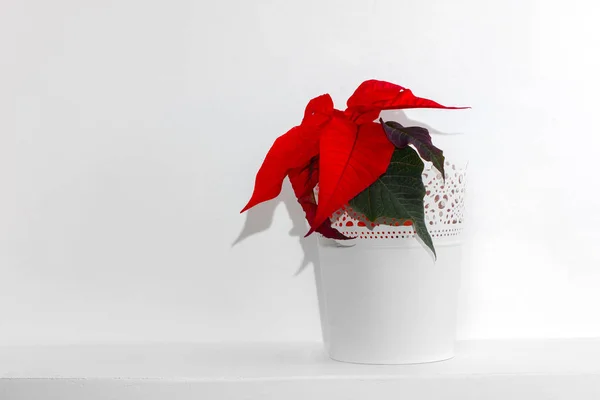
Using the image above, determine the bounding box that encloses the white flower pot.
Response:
[315,162,466,364]
[316,235,461,364]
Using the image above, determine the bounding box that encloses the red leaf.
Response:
[345,80,469,124]
[289,160,350,240]
[310,119,395,233]
[288,156,319,202]
[241,94,334,213]
[303,94,334,127]
[241,125,320,213]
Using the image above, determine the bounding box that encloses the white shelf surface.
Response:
[1,339,600,399]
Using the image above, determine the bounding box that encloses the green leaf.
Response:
[348,147,436,258]
[381,119,445,180]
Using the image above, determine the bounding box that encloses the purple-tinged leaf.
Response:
[380,119,445,180]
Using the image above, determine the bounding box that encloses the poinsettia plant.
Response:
[241,80,467,256]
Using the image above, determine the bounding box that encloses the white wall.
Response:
[1,0,599,345]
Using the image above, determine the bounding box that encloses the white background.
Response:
[1,0,599,345]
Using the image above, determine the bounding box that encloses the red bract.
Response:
[302,94,335,127]
[345,80,469,124]
[289,159,350,240]
[241,80,466,239]
[309,117,394,233]
[240,94,334,213]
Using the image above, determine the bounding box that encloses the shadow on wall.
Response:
[381,110,463,136]
[232,181,328,343]
[232,180,317,276]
